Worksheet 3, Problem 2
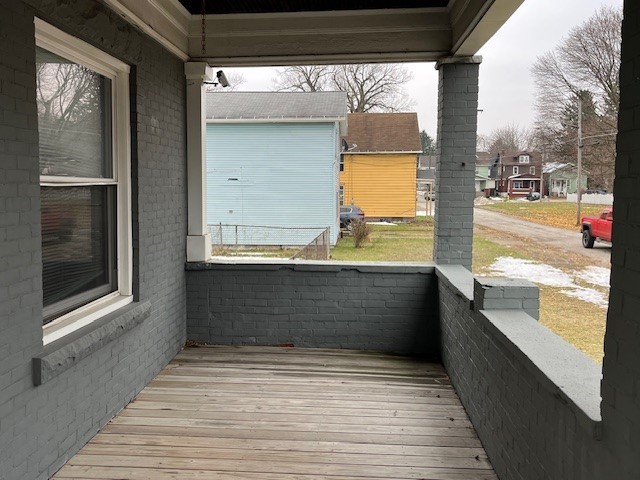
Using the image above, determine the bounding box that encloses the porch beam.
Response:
[433,56,481,270]
[185,62,213,262]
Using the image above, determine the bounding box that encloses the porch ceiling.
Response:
[104,0,524,65]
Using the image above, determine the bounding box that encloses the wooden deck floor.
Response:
[53,346,496,480]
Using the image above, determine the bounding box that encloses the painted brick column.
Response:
[433,57,481,270]
[601,1,640,477]
[185,62,213,261]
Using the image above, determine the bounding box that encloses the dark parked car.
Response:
[340,205,365,227]
[526,192,541,201]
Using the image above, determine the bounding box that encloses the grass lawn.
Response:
[331,220,607,362]
[478,200,607,231]
[331,218,434,262]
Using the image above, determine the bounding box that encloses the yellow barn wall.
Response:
[340,154,417,218]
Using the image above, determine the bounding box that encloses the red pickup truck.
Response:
[580,207,613,248]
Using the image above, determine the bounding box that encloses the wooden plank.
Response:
[109,415,477,437]
[146,378,456,398]
[100,424,483,448]
[54,465,497,480]
[90,433,487,458]
[152,372,451,389]
[141,385,461,405]
[65,454,499,480]
[118,406,473,427]
[157,367,450,386]
[78,444,493,469]
[131,394,466,413]
[126,400,470,419]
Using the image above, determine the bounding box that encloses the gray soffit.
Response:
[103,0,524,65]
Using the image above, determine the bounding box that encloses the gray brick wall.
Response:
[434,59,480,270]
[0,1,187,479]
[186,262,439,358]
[437,267,614,480]
[601,1,640,477]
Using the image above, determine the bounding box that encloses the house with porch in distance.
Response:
[340,113,421,220]
[475,151,496,196]
[205,91,346,246]
[2,1,640,480]
[543,162,588,197]
[494,151,543,198]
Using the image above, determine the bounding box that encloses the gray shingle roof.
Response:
[206,91,347,120]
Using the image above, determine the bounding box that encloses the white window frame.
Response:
[513,180,524,189]
[36,19,132,345]
[518,155,530,164]
[530,166,536,175]
[339,185,345,205]
[513,166,519,175]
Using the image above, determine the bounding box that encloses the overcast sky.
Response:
[223,0,623,138]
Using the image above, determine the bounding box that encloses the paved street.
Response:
[473,208,611,264]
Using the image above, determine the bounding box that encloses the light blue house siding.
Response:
[206,122,339,246]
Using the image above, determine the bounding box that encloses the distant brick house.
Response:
[493,151,543,198]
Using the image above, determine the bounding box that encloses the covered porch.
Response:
[1,1,640,480]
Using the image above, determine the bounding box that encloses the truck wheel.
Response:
[582,229,595,248]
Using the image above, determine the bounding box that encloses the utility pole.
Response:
[576,95,583,226]
[541,144,546,200]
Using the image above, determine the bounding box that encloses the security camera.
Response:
[217,70,230,88]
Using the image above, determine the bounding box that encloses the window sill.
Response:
[43,294,134,345]
[33,301,150,386]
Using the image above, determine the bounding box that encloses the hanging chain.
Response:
[201,0,206,55]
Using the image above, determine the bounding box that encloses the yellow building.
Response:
[340,113,421,219]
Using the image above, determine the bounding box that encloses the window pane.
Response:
[41,186,116,323]
[36,47,112,178]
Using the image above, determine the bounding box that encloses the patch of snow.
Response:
[575,266,610,288]
[488,257,574,288]
[560,287,609,308]
[368,221,397,226]
[487,256,609,309]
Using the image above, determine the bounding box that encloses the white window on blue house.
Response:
[36,19,132,343]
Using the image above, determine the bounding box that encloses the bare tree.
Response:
[486,124,535,154]
[532,6,622,190]
[273,66,331,92]
[331,64,413,113]
[272,63,414,112]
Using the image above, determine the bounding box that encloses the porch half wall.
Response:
[0,1,187,479]
[186,262,439,358]
[436,265,615,480]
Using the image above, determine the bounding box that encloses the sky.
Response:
[222,0,623,138]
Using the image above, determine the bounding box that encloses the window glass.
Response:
[36,47,112,178]
[41,187,116,322]
[37,45,118,324]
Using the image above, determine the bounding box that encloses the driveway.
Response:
[473,208,611,264]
